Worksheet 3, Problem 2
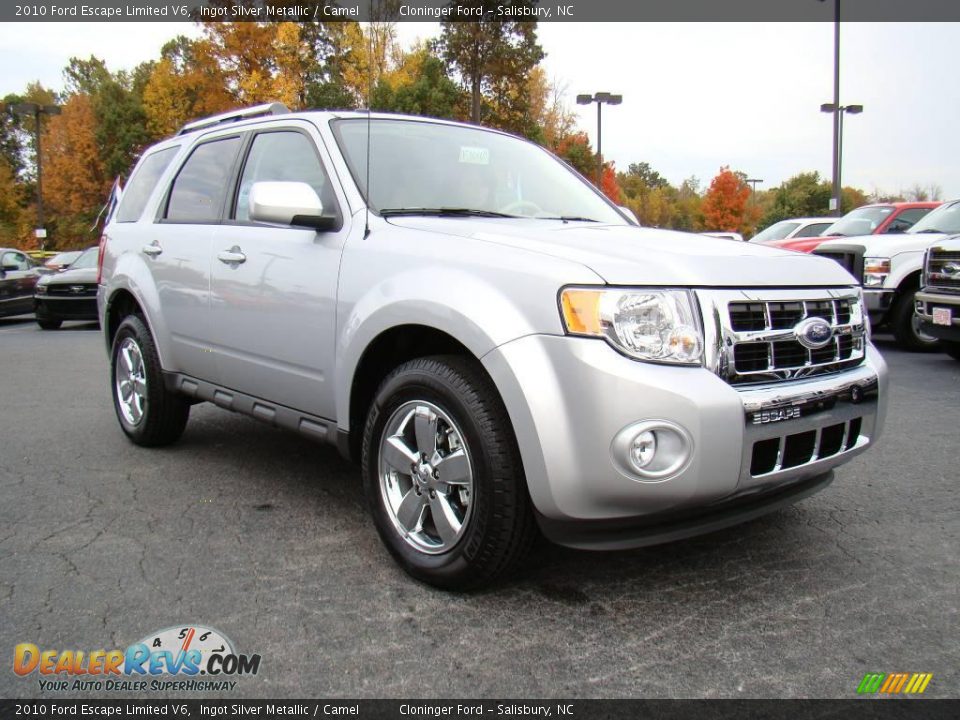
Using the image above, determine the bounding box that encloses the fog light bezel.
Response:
[611,420,694,483]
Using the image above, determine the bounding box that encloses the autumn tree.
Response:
[702,167,751,232]
[0,157,22,242]
[435,1,544,133]
[600,163,622,204]
[64,56,151,180]
[555,132,595,181]
[40,93,110,247]
[525,67,576,149]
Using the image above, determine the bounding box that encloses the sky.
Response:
[0,21,957,199]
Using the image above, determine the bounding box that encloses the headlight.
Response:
[560,287,703,364]
[863,258,890,287]
[35,283,48,295]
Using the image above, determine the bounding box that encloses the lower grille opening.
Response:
[751,438,780,476]
[846,418,862,450]
[818,423,845,458]
[782,431,817,469]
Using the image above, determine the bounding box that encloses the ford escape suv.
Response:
[98,104,888,589]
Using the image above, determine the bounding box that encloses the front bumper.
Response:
[35,295,99,321]
[916,289,960,342]
[482,335,888,549]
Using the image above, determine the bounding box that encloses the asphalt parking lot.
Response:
[1,316,957,699]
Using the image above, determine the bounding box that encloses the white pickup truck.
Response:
[815,199,960,350]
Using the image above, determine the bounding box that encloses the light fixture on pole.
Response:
[745,178,764,194]
[820,103,863,215]
[576,92,622,187]
[9,101,62,250]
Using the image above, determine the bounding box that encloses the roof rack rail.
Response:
[177,102,290,136]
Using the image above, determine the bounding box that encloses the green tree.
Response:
[761,172,832,227]
[64,56,151,179]
[435,1,544,133]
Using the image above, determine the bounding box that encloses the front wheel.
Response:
[110,315,190,446]
[890,288,940,352]
[361,356,536,590]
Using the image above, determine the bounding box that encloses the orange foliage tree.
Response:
[702,166,751,232]
[41,93,110,246]
[601,163,622,204]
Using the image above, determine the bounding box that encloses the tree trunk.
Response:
[471,73,481,123]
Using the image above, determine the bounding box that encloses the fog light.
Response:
[630,430,657,469]
[612,420,693,482]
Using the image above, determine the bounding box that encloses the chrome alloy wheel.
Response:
[378,400,474,554]
[115,337,147,425]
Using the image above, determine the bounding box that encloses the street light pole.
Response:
[576,92,622,188]
[9,101,62,250]
[820,103,862,215]
[745,178,764,196]
[831,0,841,216]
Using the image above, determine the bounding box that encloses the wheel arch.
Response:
[342,323,500,463]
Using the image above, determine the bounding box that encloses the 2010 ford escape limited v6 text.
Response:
[98,104,888,589]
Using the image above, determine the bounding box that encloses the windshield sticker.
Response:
[459,146,490,165]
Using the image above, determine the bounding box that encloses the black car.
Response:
[1,248,48,318]
[34,246,99,329]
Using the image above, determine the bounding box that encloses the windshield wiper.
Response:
[379,207,517,218]
[538,216,600,223]
[914,228,945,234]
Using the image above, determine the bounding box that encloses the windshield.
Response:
[752,221,799,242]
[69,248,99,270]
[823,206,893,237]
[331,118,626,224]
[907,201,960,235]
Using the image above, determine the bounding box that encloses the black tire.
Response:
[942,341,960,362]
[36,318,61,330]
[361,355,536,590]
[110,315,190,447]
[890,288,940,352]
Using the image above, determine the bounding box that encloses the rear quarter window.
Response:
[115,146,179,223]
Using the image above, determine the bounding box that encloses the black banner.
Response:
[0,700,958,720]
[4,0,960,23]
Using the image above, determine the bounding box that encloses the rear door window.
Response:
[115,146,179,223]
[165,137,242,222]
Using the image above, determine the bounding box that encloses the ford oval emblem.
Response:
[795,317,833,349]
[944,262,960,276]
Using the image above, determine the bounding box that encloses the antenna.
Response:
[363,22,373,239]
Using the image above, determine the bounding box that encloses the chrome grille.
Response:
[926,248,960,291]
[697,289,868,385]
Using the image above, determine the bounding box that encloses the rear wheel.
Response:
[37,318,61,330]
[891,288,940,352]
[361,355,536,590]
[110,315,190,446]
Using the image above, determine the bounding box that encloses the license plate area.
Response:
[933,307,952,326]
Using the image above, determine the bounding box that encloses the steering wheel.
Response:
[499,199,546,217]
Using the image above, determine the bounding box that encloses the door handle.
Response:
[217,246,246,265]
[141,242,162,257]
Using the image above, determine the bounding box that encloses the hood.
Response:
[817,232,945,256]
[40,266,97,285]
[386,218,857,286]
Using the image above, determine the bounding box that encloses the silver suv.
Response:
[98,104,888,589]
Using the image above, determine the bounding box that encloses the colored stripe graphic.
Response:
[858,672,932,694]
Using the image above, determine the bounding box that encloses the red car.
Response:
[761,201,941,253]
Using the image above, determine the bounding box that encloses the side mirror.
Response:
[248,181,337,231]
[618,206,639,225]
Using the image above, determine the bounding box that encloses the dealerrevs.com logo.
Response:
[13,625,261,693]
